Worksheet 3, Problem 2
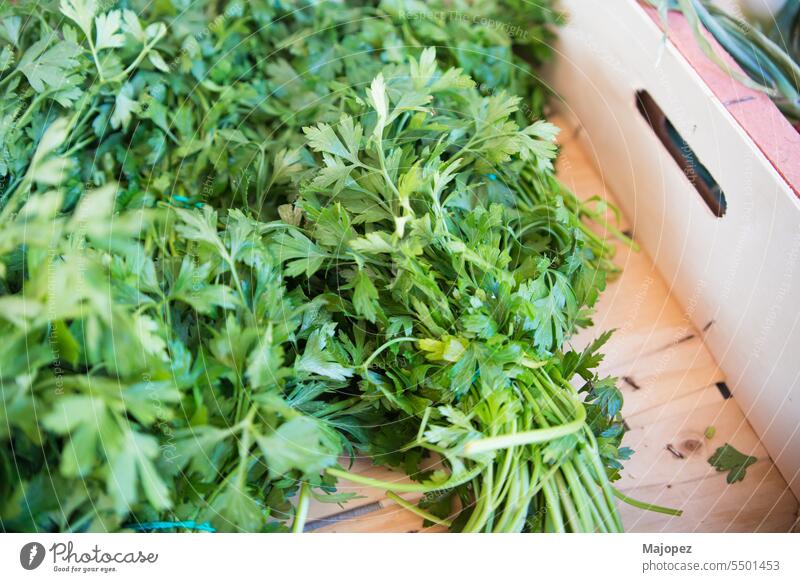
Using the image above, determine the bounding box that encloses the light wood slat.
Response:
[304,114,798,532]
[313,502,446,533]
[613,337,724,415]
[622,386,769,489]
[619,462,799,533]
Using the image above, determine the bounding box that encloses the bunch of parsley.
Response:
[1,1,667,533]
[278,48,658,532]
[1,0,558,217]
[0,124,360,532]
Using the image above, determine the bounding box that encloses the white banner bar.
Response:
[1,533,797,581]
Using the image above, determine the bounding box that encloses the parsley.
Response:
[284,47,650,532]
[0,0,658,534]
[708,444,758,484]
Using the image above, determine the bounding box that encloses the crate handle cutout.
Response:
[635,90,727,217]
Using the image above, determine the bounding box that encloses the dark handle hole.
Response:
[636,90,727,217]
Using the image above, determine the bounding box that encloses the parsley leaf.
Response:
[352,269,381,323]
[296,323,354,381]
[17,37,80,92]
[708,444,757,484]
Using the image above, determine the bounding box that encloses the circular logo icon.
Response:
[19,542,46,570]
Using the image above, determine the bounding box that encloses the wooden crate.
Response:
[304,0,800,532]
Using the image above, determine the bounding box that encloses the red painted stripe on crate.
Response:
[642,5,800,199]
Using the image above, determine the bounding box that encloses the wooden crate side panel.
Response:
[550,0,800,498]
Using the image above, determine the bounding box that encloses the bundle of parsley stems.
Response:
[0,0,678,533]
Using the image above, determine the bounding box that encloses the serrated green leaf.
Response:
[17,38,80,92]
[95,10,124,50]
[295,324,353,381]
[257,416,338,478]
[110,82,139,130]
[366,73,388,135]
[352,269,380,323]
[708,443,757,484]
[60,0,96,39]
[121,9,145,42]
[147,50,169,72]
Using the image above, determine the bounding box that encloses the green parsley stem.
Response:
[560,462,594,531]
[416,406,432,442]
[360,336,419,371]
[0,68,20,89]
[581,439,624,531]
[15,92,49,130]
[62,136,97,158]
[554,471,584,531]
[575,457,620,532]
[86,36,105,83]
[325,464,483,494]
[374,128,403,205]
[292,482,310,533]
[315,397,361,418]
[491,436,517,508]
[107,34,167,85]
[386,491,452,528]
[463,402,586,455]
[611,488,683,517]
[541,476,565,533]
